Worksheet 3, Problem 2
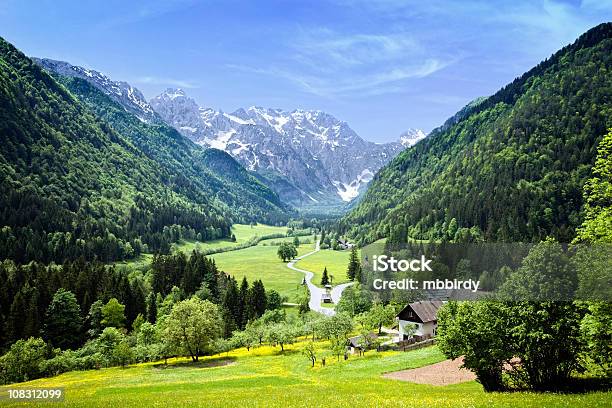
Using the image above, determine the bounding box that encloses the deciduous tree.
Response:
[165,297,222,362]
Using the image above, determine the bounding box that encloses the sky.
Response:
[1,0,611,142]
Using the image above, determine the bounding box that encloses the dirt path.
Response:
[382,358,476,386]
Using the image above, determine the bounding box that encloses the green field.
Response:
[294,249,354,287]
[112,253,153,272]
[111,224,309,303]
[176,223,289,254]
[2,344,609,407]
[210,241,315,302]
[258,235,313,246]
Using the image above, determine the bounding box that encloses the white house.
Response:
[396,300,444,340]
[337,237,354,250]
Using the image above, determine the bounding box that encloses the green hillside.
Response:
[576,129,612,243]
[2,343,610,407]
[52,73,289,223]
[340,23,612,245]
[0,36,287,264]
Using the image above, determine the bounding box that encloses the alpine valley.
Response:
[33,58,424,208]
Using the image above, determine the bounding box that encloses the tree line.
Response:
[0,247,282,358]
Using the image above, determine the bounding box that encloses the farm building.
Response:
[347,333,378,354]
[396,300,444,341]
[337,237,354,250]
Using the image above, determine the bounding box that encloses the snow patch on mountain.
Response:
[150,88,425,205]
[33,58,159,123]
[399,128,427,147]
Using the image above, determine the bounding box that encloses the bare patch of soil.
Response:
[382,358,476,386]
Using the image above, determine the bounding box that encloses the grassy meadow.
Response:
[112,224,311,303]
[175,223,289,254]
[294,249,354,287]
[2,344,609,407]
[209,241,315,303]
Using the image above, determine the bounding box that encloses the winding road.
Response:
[287,240,354,316]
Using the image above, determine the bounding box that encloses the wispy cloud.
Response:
[133,76,199,89]
[228,28,453,98]
[228,57,450,98]
[294,29,422,68]
[493,1,595,45]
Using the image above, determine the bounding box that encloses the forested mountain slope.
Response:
[0,36,286,264]
[576,129,612,243]
[340,23,612,245]
[49,74,289,223]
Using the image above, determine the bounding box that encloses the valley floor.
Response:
[1,344,609,407]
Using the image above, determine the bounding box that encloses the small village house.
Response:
[396,300,444,341]
[337,237,354,250]
[346,333,378,354]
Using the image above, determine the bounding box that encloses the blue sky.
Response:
[1,0,611,142]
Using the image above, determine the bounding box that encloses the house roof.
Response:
[397,300,444,323]
[347,333,378,348]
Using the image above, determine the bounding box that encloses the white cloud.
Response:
[294,29,422,68]
[228,27,453,98]
[227,56,449,98]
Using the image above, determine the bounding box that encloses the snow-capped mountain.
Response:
[399,128,427,147]
[32,55,427,206]
[33,58,159,123]
[150,88,415,204]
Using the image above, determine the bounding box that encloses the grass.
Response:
[294,249,355,287]
[113,253,153,272]
[258,236,313,246]
[175,223,288,254]
[209,242,315,303]
[112,224,310,303]
[2,344,610,407]
[114,224,288,270]
[320,301,335,309]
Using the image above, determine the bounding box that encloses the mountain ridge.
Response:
[0,35,291,264]
[150,88,423,205]
[340,22,612,245]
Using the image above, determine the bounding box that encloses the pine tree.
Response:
[321,267,330,286]
[347,246,360,281]
[222,277,239,333]
[250,280,267,319]
[146,292,157,323]
[238,277,249,329]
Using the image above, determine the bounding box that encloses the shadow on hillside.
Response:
[271,348,301,357]
[505,377,612,394]
[152,356,236,370]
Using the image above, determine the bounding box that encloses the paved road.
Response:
[286,240,354,316]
